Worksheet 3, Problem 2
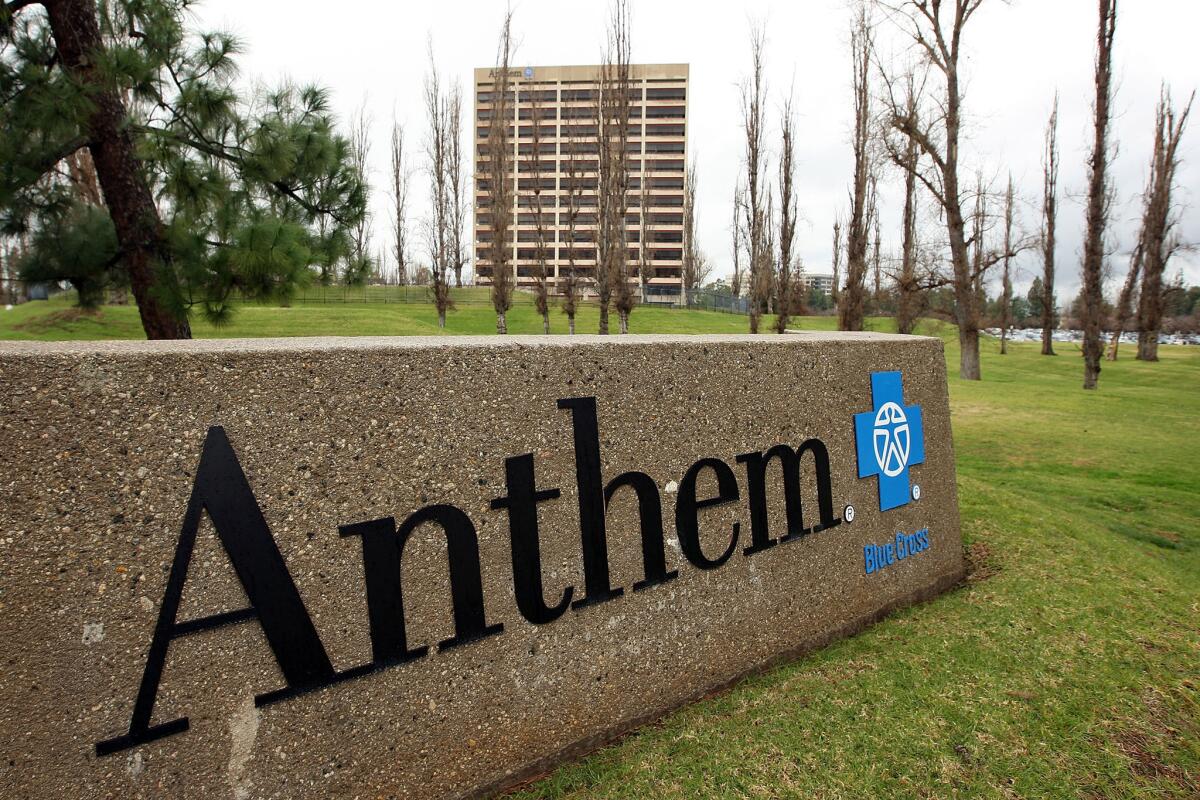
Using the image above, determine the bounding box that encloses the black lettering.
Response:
[491,453,572,624]
[342,505,504,658]
[675,458,740,570]
[737,439,842,550]
[604,471,678,591]
[96,426,335,756]
[558,397,623,609]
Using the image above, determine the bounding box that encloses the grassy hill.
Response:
[3,292,1196,797]
[0,289,927,340]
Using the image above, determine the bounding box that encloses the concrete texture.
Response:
[0,334,964,799]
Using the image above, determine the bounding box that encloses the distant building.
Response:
[472,63,689,299]
[801,273,835,295]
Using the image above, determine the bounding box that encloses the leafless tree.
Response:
[775,92,800,333]
[423,43,455,327]
[831,218,843,306]
[390,118,412,287]
[560,132,585,334]
[870,197,882,312]
[637,155,654,307]
[344,102,375,286]
[1080,0,1117,388]
[969,173,988,306]
[840,3,874,332]
[1040,95,1059,355]
[1134,87,1193,362]
[999,176,1015,354]
[485,12,516,333]
[448,80,469,289]
[893,74,923,334]
[742,24,770,333]
[731,182,746,298]
[876,0,998,380]
[598,0,633,334]
[682,159,700,303]
[1108,241,1143,361]
[528,88,553,333]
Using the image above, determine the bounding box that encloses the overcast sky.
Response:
[193,0,1199,299]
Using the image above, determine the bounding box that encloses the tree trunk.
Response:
[959,326,981,382]
[496,311,507,335]
[598,304,609,335]
[542,313,549,335]
[1108,244,1142,361]
[618,310,629,334]
[44,0,190,339]
[568,315,575,335]
[1081,0,1116,390]
[438,310,446,329]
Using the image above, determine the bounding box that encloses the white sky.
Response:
[192,0,1200,299]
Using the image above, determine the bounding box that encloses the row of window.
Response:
[479,177,686,192]
[478,213,684,226]
[478,230,684,244]
[477,87,686,104]
[477,247,684,262]
[487,194,685,209]
[510,159,686,174]
[476,124,686,140]
[478,140,686,158]
[479,105,686,121]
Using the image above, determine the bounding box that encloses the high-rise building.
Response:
[473,64,689,301]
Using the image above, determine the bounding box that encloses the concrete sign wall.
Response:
[0,334,964,799]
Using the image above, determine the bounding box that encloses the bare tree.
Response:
[448,80,469,289]
[870,197,882,312]
[598,0,633,334]
[1040,95,1059,355]
[636,153,654,309]
[876,0,997,379]
[682,159,700,304]
[742,24,770,333]
[894,74,923,335]
[344,101,374,286]
[560,131,585,334]
[423,43,455,327]
[999,175,1015,354]
[600,0,638,331]
[775,92,799,333]
[1134,87,1193,362]
[528,88,553,333]
[1108,240,1143,361]
[831,218,843,307]
[839,3,874,332]
[484,12,516,333]
[390,118,412,287]
[1080,0,1117,389]
[731,182,746,298]
[970,173,988,307]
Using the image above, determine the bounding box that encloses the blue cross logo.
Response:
[854,372,925,512]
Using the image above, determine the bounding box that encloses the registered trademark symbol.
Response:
[912,484,922,501]
[844,505,856,523]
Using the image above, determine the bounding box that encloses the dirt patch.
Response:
[1110,688,1200,795]
[13,307,102,333]
[964,541,1000,583]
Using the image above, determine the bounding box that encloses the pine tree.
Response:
[0,0,366,337]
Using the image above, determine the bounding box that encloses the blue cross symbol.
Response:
[854,372,925,512]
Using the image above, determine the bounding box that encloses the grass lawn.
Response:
[4,293,1197,797]
[0,289,908,339]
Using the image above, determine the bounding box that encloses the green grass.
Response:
[5,294,1197,797]
[0,289,914,339]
